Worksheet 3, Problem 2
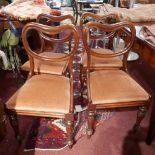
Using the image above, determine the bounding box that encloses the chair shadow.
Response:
[122,127,148,155]
[18,117,40,155]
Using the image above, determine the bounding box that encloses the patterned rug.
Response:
[24,31,115,151]
[24,109,115,151]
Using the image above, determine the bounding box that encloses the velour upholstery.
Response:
[83,48,122,68]
[6,74,70,116]
[5,23,79,148]
[83,21,151,138]
[90,70,149,105]
[21,52,67,75]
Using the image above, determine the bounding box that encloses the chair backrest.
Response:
[22,22,79,77]
[80,12,119,27]
[80,12,120,49]
[37,13,75,25]
[83,21,136,71]
[36,14,75,50]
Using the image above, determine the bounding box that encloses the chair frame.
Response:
[36,13,75,54]
[83,21,151,137]
[5,23,79,148]
[80,12,119,27]
[80,12,126,71]
[83,20,136,71]
[21,14,75,74]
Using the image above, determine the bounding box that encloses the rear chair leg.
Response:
[133,106,147,133]
[65,113,74,148]
[87,104,96,138]
[6,109,21,143]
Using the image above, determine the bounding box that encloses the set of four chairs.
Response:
[5,12,150,148]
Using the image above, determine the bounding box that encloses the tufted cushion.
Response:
[21,52,67,75]
[83,48,122,69]
[6,74,71,116]
[90,70,149,105]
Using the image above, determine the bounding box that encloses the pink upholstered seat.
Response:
[21,52,67,75]
[6,74,70,116]
[82,48,122,69]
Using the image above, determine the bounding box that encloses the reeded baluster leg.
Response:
[65,113,74,148]
[133,106,147,133]
[6,109,21,143]
[87,104,96,138]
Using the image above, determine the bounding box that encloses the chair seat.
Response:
[90,70,149,106]
[83,48,123,69]
[21,52,67,75]
[6,74,70,116]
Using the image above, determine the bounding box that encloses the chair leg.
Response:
[87,104,96,138]
[75,14,78,25]
[5,109,21,143]
[65,113,74,148]
[133,106,147,133]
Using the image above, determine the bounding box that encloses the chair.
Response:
[83,21,151,137]
[80,12,119,27]
[80,12,123,71]
[21,14,75,75]
[80,12,122,106]
[72,0,94,25]
[73,0,114,25]
[5,23,79,148]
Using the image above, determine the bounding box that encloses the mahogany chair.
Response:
[80,12,123,71]
[5,23,79,148]
[83,21,151,137]
[72,0,94,25]
[21,14,75,75]
[80,12,121,101]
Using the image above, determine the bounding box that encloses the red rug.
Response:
[24,110,115,151]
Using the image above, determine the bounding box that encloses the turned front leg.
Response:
[87,104,96,138]
[65,113,74,148]
[133,106,147,133]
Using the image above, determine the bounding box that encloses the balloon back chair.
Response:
[80,12,122,71]
[21,14,75,75]
[5,23,79,148]
[83,21,151,137]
